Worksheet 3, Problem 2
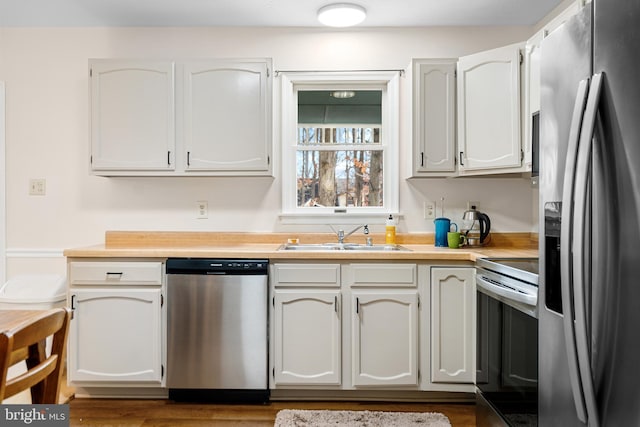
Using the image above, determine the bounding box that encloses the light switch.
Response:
[29,179,46,196]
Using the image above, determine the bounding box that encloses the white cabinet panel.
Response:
[344,263,416,287]
[412,59,457,176]
[431,267,475,384]
[68,261,163,286]
[273,290,341,386]
[523,31,543,171]
[351,292,419,386]
[272,263,340,287]
[457,43,523,173]
[69,288,163,384]
[90,60,175,171]
[183,60,272,174]
[184,61,271,172]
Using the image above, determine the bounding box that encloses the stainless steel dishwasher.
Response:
[166,258,269,402]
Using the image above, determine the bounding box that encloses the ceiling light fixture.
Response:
[330,91,356,99]
[317,3,367,27]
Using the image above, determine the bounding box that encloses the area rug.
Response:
[274,409,451,427]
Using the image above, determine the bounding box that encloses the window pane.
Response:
[297,126,380,145]
[297,150,383,207]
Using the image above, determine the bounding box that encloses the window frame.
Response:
[279,71,400,224]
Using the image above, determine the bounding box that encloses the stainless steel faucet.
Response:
[332,224,369,244]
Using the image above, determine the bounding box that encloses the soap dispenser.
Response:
[385,215,396,244]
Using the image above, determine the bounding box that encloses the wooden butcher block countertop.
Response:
[63,231,538,261]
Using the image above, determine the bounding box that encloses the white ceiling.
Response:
[0,0,564,27]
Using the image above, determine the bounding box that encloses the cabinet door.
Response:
[523,31,543,171]
[351,292,419,386]
[431,267,475,383]
[457,43,522,172]
[412,59,457,175]
[273,290,341,385]
[90,60,175,172]
[68,288,163,384]
[183,59,272,175]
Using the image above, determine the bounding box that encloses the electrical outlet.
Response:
[196,201,208,219]
[424,201,436,219]
[467,201,480,210]
[29,179,46,196]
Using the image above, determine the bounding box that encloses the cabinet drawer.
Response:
[345,263,417,287]
[272,264,340,287]
[69,261,163,286]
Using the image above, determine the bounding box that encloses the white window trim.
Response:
[279,71,400,225]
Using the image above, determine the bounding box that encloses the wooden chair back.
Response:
[0,308,72,403]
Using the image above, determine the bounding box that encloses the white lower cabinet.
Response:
[271,262,419,390]
[69,288,163,383]
[351,291,419,386]
[430,267,476,384]
[67,259,166,387]
[273,290,341,385]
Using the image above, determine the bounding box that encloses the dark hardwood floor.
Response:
[69,398,476,426]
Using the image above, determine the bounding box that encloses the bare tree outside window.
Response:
[297,90,383,209]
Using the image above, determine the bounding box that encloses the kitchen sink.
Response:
[278,243,411,252]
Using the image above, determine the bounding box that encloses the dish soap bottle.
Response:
[385,215,396,244]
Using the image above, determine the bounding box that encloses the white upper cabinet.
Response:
[90,60,175,172]
[412,59,457,176]
[457,43,523,174]
[89,58,273,176]
[522,32,543,172]
[522,2,580,171]
[183,60,272,174]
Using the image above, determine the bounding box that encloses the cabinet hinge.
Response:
[161,294,164,307]
[162,364,164,378]
[418,369,421,382]
[89,68,92,77]
[521,149,524,161]
[418,295,421,309]
[272,296,275,308]
[520,52,524,65]
[90,155,92,165]
[272,367,275,379]
[267,68,270,78]
[268,155,270,165]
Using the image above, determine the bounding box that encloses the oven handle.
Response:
[476,275,537,307]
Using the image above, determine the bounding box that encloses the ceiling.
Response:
[0,0,564,27]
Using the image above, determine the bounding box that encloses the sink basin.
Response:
[278,243,411,252]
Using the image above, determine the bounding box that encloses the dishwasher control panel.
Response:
[166,258,269,275]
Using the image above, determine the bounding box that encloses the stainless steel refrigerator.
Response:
[539,0,640,425]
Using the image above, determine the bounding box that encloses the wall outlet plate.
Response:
[196,201,208,219]
[424,201,436,219]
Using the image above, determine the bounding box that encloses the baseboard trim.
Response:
[6,248,65,258]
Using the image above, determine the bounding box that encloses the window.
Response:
[280,71,400,223]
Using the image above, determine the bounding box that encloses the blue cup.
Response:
[434,217,451,247]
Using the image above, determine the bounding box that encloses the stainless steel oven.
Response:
[475,258,539,427]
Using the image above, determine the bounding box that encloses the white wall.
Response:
[0,25,534,277]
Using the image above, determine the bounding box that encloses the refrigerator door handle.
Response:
[559,77,590,424]
[572,72,604,427]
